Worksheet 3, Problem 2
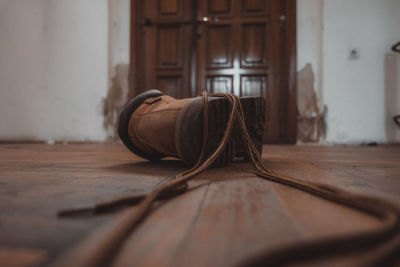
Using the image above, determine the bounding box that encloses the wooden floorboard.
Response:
[0,143,399,266]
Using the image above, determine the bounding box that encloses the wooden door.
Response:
[131,0,195,98]
[131,0,296,143]
[197,0,274,140]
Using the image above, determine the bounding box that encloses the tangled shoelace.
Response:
[56,93,400,267]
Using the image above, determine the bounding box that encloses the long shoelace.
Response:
[56,93,400,267]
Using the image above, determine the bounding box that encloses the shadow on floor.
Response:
[104,159,187,176]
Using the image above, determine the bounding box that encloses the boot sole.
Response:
[176,96,265,167]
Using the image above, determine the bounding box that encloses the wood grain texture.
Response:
[0,143,399,266]
[0,247,46,267]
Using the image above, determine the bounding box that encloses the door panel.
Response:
[141,0,193,98]
[241,75,266,96]
[241,23,267,67]
[156,76,182,97]
[208,0,233,16]
[206,26,233,68]
[242,0,268,16]
[158,0,181,17]
[157,26,182,68]
[197,0,280,141]
[206,76,234,94]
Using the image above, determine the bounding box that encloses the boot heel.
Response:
[234,96,265,161]
[207,96,265,167]
[176,95,265,167]
[207,97,235,167]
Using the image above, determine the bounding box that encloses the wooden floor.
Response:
[0,143,399,266]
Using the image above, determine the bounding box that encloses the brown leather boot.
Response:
[118,90,265,166]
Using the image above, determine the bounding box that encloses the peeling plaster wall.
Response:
[297,64,326,143]
[104,0,131,139]
[296,0,325,143]
[0,0,108,141]
[297,0,323,103]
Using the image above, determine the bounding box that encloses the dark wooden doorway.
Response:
[130,0,296,143]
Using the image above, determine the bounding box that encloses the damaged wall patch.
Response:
[297,63,326,143]
[103,64,130,139]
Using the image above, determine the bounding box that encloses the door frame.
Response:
[129,0,297,143]
[280,0,297,143]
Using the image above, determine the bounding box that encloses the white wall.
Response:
[323,0,400,143]
[298,0,400,144]
[0,0,108,141]
[0,0,45,140]
[109,0,130,72]
[297,0,323,103]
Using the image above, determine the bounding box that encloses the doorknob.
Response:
[279,15,286,28]
[198,16,219,23]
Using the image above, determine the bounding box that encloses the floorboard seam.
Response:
[169,173,215,262]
